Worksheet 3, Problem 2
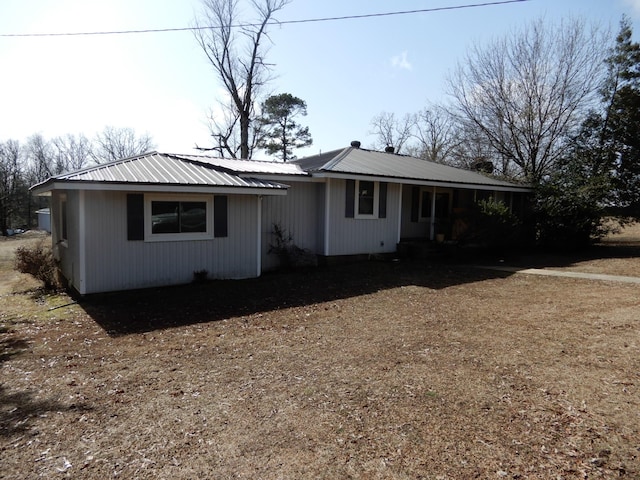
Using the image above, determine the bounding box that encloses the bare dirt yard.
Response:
[1,225,639,479]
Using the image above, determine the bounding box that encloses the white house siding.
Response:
[261,180,321,271]
[82,190,259,294]
[51,190,83,292]
[326,179,401,256]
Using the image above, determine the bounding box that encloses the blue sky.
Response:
[1,0,639,159]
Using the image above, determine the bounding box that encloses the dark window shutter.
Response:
[214,195,228,238]
[345,179,355,218]
[127,194,144,240]
[410,186,420,222]
[378,182,387,218]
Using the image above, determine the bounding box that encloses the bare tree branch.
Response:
[193,0,289,159]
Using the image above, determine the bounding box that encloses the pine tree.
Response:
[257,93,312,162]
[602,17,640,216]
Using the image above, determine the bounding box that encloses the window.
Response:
[345,180,387,219]
[144,195,214,241]
[414,189,451,222]
[357,180,376,216]
[419,190,431,221]
[151,201,206,234]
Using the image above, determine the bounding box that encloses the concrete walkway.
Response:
[476,265,640,284]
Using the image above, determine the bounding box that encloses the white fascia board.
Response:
[310,172,530,193]
[37,181,289,196]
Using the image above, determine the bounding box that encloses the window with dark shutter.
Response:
[127,194,144,240]
[214,195,228,238]
[378,182,387,219]
[345,179,355,218]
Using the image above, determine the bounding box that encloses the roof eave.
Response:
[29,180,289,196]
[310,171,531,192]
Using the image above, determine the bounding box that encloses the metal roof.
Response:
[31,152,289,194]
[172,154,308,176]
[292,147,530,190]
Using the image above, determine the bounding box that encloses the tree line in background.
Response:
[0,127,154,235]
[4,0,639,248]
[368,17,640,246]
[193,0,639,246]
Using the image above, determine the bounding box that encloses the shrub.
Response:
[14,241,61,291]
[456,198,522,248]
[269,223,317,269]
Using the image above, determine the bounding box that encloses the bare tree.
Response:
[0,140,24,235]
[407,106,458,163]
[448,18,608,183]
[25,134,55,183]
[92,126,154,163]
[193,0,290,159]
[369,112,415,154]
[52,134,93,172]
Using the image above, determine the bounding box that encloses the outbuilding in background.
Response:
[36,208,51,233]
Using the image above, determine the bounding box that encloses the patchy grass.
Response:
[1,227,639,479]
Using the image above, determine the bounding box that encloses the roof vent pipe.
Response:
[385,145,395,153]
[350,140,361,148]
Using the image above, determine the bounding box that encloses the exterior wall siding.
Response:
[261,180,321,271]
[51,190,83,292]
[82,190,259,294]
[326,179,401,256]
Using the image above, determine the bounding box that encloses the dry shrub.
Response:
[14,240,61,291]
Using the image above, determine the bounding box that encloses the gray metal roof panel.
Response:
[172,154,308,176]
[294,147,529,189]
[34,152,288,191]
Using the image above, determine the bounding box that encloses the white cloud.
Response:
[623,0,640,16]
[391,51,412,71]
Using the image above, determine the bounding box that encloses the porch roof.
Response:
[292,147,530,191]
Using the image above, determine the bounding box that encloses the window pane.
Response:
[152,201,179,233]
[180,202,206,232]
[435,193,450,218]
[420,191,431,219]
[358,181,375,215]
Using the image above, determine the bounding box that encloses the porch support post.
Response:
[429,186,437,241]
[397,184,403,244]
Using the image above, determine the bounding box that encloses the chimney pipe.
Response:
[350,140,361,148]
[385,145,395,153]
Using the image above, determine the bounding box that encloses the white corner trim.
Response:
[257,195,262,277]
[78,190,87,295]
[324,178,331,256]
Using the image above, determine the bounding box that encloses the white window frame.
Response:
[144,194,214,242]
[354,180,379,219]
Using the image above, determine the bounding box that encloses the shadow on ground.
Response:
[80,258,511,336]
[0,330,89,438]
[493,242,640,269]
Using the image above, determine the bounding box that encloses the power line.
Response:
[0,0,530,38]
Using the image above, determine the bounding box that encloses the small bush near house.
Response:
[14,241,61,291]
[269,223,317,269]
[456,198,522,248]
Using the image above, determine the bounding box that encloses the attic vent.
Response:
[385,145,395,154]
[350,140,361,148]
